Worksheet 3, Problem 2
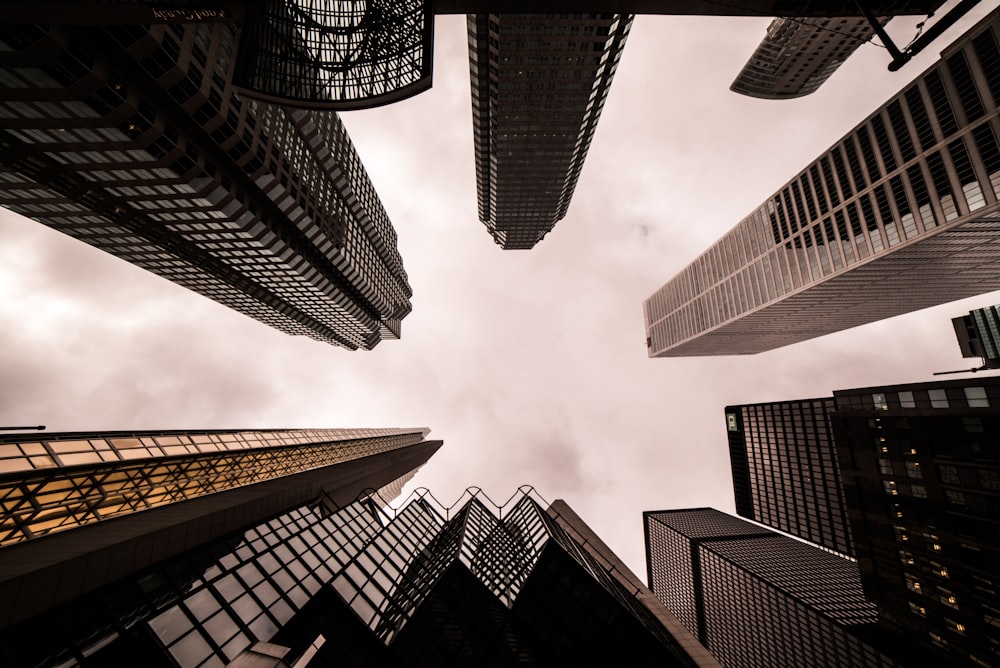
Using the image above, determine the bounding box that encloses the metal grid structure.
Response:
[645,9,1000,357]
[0,487,711,667]
[725,398,856,556]
[730,16,890,99]
[0,428,428,547]
[644,508,897,668]
[233,0,434,110]
[0,20,413,350]
[468,13,632,249]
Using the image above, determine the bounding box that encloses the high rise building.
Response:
[0,426,441,639]
[644,508,900,668]
[645,7,1000,357]
[0,481,719,667]
[731,17,890,99]
[0,20,413,350]
[832,377,1000,668]
[468,13,631,249]
[725,398,855,556]
[951,302,1000,368]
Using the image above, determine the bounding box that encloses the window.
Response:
[964,386,989,407]
[928,389,949,408]
[898,391,915,408]
[872,393,888,410]
[911,484,927,498]
[906,461,923,479]
[939,465,961,484]
[945,490,967,506]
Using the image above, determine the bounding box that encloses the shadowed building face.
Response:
[468,13,632,249]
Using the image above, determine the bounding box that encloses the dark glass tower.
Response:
[0,20,413,350]
[646,7,1000,357]
[0,485,719,667]
[468,13,631,249]
[0,427,441,636]
[726,398,855,555]
[644,508,899,668]
[730,16,892,100]
[832,377,1000,668]
[951,303,1000,368]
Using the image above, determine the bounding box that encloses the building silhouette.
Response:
[644,508,898,668]
[832,377,1000,668]
[645,8,1000,357]
[0,427,441,633]
[0,20,413,350]
[723,376,1000,666]
[725,397,855,556]
[0,476,720,667]
[951,302,1000,368]
[468,13,631,249]
[731,17,890,99]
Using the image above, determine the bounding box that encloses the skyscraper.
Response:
[0,427,441,633]
[0,20,413,350]
[832,377,1000,668]
[0,482,719,667]
[644,508,899,668]
[468,13,631,249]
[726,398,855,555]
[730,17,890,99]
[645,7,1000,357]
[951,302,1000,368]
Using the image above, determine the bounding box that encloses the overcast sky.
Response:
[1,5,999,578]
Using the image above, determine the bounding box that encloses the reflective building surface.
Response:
[644,508,899,668]
[0,427,441,637]
[730,16,892,100]
[833,377,1000,668]
[726,398,854,556]
[0,486,719,667]
[232,0,434,110]
[468,13,631,249]
[646,8,1000,356]
[0,20,413,350]
[951,302,1000,368]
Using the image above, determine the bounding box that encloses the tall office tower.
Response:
[0,20,413,350]
[644,508,900,668]
[725,398,855,556]
[951,302,1000,368]
[0,427,441,636]
[468,13,631,249]
[832,377,1000,668]
[0,486,719,667]
[645,8,1000,357]
[731,17,890,99]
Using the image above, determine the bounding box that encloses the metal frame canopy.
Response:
[232,0,434,110]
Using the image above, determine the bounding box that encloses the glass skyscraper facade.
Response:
[0,486,718,667]
[468,13,631,249]
[832,377,1000,668]
[644,508,898,668]
[726,398,855,556]
[730,16,892,100]
[646,8,1000,356]
[951,302,1000,367]
[0,427,441,636]
[0,20,413,350]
